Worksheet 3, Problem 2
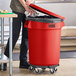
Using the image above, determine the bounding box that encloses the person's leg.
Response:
[4,11,23,70]
[4,11,23,57]
[19,14,29,68]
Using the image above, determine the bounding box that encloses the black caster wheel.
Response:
[42,68,46,72]
[50,68,55,74]
[54,67,57,72]
[34,68,40,74]
[29,66,34,71]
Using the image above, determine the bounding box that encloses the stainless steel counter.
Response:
[35,1,76,4]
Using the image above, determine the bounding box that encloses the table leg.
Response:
[1,18,4,45]
[1,18,4,70]
[9,18,13,76]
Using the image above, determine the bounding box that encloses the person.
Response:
[3,0,35,70]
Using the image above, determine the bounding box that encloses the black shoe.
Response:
[0,63,7,71]
[19,61,30,69]
[3,63,7,71]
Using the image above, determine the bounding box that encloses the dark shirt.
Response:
[10,0,26,13]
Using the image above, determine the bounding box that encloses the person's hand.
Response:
[25,0,37,16]
[26,0,34,5]
[25,5,37,16]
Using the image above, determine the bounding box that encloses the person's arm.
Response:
[19,0,34,14]
[26,0,34,5]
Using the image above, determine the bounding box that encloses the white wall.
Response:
[0,0,11,11]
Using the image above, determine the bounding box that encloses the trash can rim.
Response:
[26,17,63,23]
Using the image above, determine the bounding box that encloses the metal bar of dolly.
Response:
[9,18,13,76]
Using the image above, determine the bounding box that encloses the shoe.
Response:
[0,64,1,71]
[3,63,7,71]
[0,63,7,71]
[19,61,30,69]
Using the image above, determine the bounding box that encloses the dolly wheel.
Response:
[50,68,54,74]
[34,68,40,74]
[54,67,57,72]
[29,66,34,71]
[42,68,46,72]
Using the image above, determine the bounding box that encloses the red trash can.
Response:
[25,4,65,74]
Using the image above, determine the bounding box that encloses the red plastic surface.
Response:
[25,21,64,66]
[30,4,65,20]
[25,20,64,29]
[24,4,65,65]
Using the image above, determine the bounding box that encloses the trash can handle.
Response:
[24,20,29,28]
